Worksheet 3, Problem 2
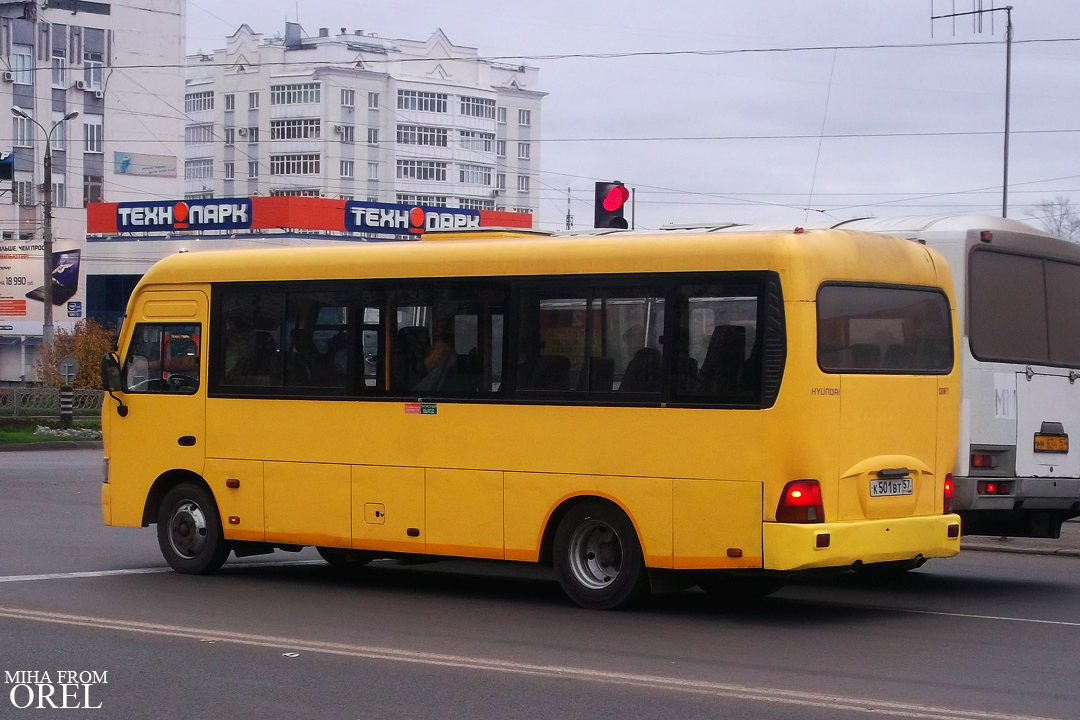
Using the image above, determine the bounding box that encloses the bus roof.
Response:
[136,228,953,304]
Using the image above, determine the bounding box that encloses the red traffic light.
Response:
[602,185,630,212]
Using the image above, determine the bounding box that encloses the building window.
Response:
[460,96,496,119]
[519,109,532,126]
[368,91,379,109]
[84,51,104,90]
[341,89,355,107]
[185,124,214,145]
[248,161,259,179]
[340,160,354,178]
[518,142,531,160]
[459,131,495,152]
[397,90,448,113]
[185,191,214,200]
[459,164,492,186]
[51,51,66,89]
[496,140,506,158]
[396,124,447,147]
[497,106,506,124]
[514,207,532,214]
[269,188,321,197]
[269,118,320,140]
[249,92,260,109]
[367,128,378,145]
[496,173,506,190]
[185,159,213,180]
[12,114,32,148]
[11,179,33,206]
[83,115,104,153]
[396,160,447,182]
[51,176,66,208]
[517,175,530,192]
[224,162,235,180]
[51,113,66,151]
[368,162,379,181]
[457,197,495,211]
[269,153,321,175]
[397,194,447,207]
[224,94,235,111]
[11,44,32,85]
[246,127,259,143]
[185,91,214,113]
[340,125,355,143]
[224,127,235,146]
[270,83,320,105]
[83,175,103,205]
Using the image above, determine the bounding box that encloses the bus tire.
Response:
[697,574,783,605]
[316,547,376,568]
[156,482,231,575]
[553,500,650,610]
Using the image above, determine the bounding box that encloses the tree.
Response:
[1025,196,1080,241]
[36,319,117,388]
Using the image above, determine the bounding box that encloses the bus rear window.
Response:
[817,285,952,374]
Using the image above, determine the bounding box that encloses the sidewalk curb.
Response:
[0,441,103,452]
[962,542,1080,558]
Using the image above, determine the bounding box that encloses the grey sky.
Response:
[185,1,1080,232]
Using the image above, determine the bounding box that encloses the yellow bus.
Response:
[100,228,962,609]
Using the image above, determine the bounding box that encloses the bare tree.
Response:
[1025,196,1080,241]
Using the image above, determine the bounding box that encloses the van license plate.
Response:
[870,478,913,497]
[1034,434,1069,453]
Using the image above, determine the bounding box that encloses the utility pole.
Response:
[931,2,1014,218]
[565,187,573,230]
[11,107,79,345]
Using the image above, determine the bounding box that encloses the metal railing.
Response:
[0,388,104,418]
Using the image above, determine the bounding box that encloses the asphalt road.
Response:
[1,449,1078,720]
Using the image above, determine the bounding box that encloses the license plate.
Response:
[1034,434,1069,453]
[870,477,913,497]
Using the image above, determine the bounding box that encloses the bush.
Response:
[35,319,118,389]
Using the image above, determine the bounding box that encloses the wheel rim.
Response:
[567,519,623,590]
[168,500,208,559]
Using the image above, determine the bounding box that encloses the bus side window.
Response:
[124,323,201,394]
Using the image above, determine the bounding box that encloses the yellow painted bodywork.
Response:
[102,229,961,573]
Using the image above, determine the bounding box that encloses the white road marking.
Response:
[894,607,1080,628]
[0,606,1065,720]
[0,560,321,584]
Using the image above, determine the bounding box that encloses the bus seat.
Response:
[850,343,881,369]
[696,325,745,393]
[529,354,571,390]
[619,348,663,392]
[391,326,431,393]
[675,356,699,393]
[586,356,615,391]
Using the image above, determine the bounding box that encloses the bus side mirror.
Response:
[100,353,128,417]
[101,353,122,391]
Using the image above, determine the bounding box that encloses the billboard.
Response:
[114,152,177,178]
[0,240,84,336]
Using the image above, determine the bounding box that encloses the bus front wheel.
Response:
[553,500,650,610]
[156,482,231,575]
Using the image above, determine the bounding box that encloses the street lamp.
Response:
[11,107,79,345]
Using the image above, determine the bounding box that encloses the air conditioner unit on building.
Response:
[237,127,249,137]
[491,189,500,198]
[2,71,13,82]
[94,90,104,100]
[74,80,88,91]
[333,124,344,133]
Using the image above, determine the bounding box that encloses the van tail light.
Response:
[776,480,824,523]
[943,473,954,514]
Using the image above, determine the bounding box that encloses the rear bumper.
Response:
[952,476,1080,512]
[763,514,961,571]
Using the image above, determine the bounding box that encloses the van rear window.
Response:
[817,285,952,374]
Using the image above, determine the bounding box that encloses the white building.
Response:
[184,23,544,215]
[0,0,185,384]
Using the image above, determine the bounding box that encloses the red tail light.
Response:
[943,473,954,514]
[776,480,824,523]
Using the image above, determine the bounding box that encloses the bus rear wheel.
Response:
[156,482,231,575]
[553,500,650,610]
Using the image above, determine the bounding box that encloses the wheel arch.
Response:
[537,493,644,564]
[141,469,213,526]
